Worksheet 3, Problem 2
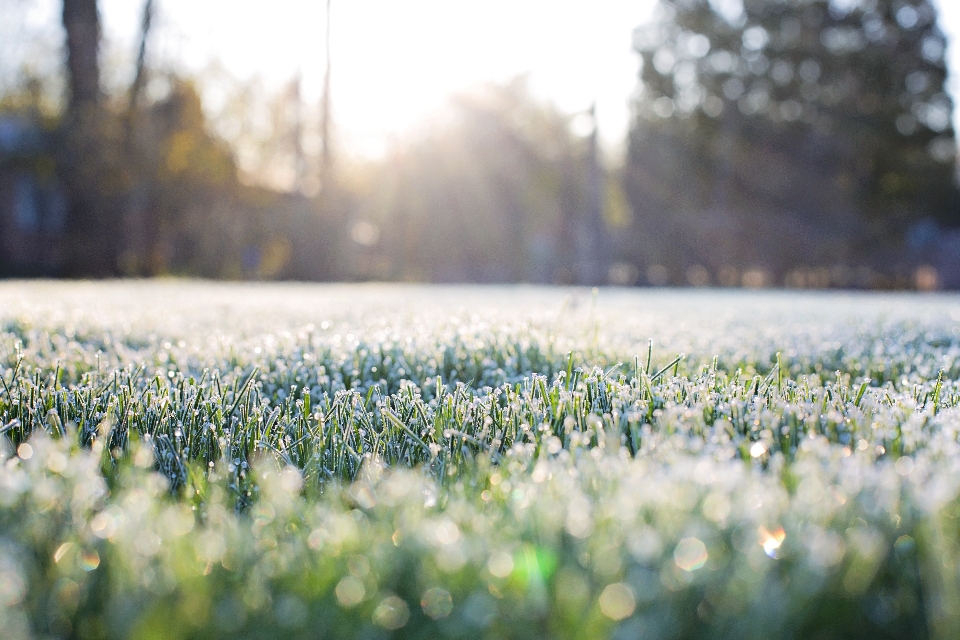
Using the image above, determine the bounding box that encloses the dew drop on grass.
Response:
[487,551,514,578]
[421,587,453,619]
[599,583,636,620]
[335,576,365,608]
[674,537,708,571]
[373,595,409,630]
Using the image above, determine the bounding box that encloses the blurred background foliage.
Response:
[626,0,960,288]
[0,0,958,287]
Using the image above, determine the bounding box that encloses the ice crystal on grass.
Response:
[0,282,959,638]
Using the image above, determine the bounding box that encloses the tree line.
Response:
[0,0,957,287]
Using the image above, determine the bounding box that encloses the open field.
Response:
[2,281,960,639]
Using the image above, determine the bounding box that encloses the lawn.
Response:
[1,281,959,639]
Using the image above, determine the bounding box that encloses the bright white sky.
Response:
[7,0,960,158]
[129,0,655,157]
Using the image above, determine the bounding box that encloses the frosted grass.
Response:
[1,281,959,638]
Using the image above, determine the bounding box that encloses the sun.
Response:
[122,0,655,157]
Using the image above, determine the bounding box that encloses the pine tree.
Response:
[625,0,958,284]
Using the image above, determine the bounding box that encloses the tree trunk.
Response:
[61,0,118,277]
[119,0,155,275]
[63,0,100,111]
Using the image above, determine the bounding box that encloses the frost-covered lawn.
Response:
[1,281,959,639]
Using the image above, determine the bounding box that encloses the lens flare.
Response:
[758,526,786,558]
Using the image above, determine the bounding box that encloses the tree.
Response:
[60,0,123,276]
[625,0,958,285]
[349,79,601,283]
[63,0,100,110]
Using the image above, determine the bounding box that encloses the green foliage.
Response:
[625,0,958,282]
[1,282,960,637]
[125,78,321,279]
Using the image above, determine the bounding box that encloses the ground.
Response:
[0,281,957,639]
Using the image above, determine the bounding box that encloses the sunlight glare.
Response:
[132,0,656,156]
[758,526,786,558]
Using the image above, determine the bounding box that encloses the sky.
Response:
[123,0,655,157]
[5,0,960,158]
